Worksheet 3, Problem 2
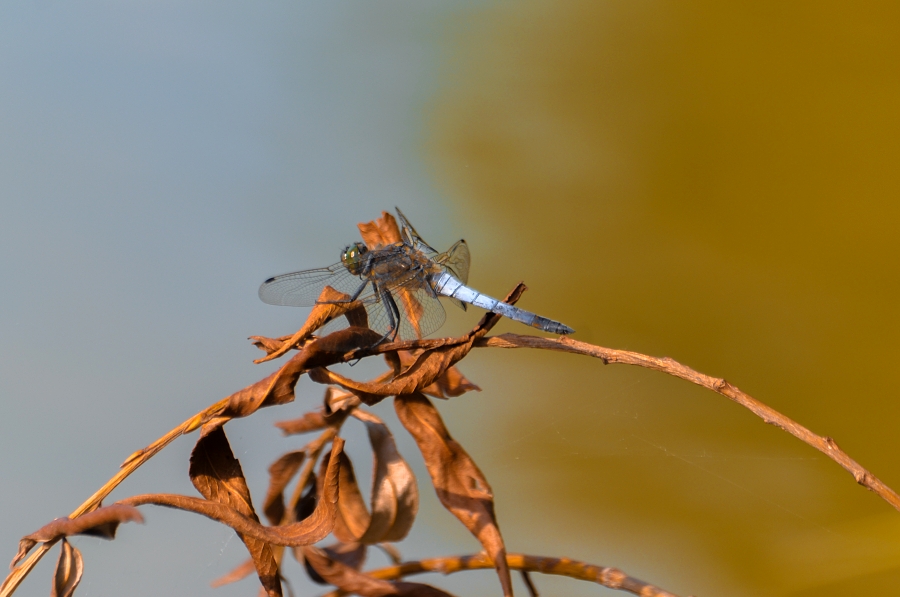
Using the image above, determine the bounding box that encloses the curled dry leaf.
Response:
[303,546,455,597]
[348,410,418,543]
[262,451,307,525]
[50,540,82,597]
[253,286,370,364]
[309,338,476,404]
[118,437,345,548]
[210,557,257,589]
[13,505,144,569]
[249,334,292,355]
[303,542,367,585]
[392,352,479,400]
[275,387,358,436]
[309,284,527,404]
[206,328,381,425]
[394,393,513,597]
[357,211,402,249]
[275,412,330,436]
[190,426,281,597]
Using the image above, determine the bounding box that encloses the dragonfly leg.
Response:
[377,288,402,344]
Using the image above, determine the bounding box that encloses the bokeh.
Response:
[1,2,899,596]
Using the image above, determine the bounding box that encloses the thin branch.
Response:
[474,333,900,512]
[0,398,230,597]
[323,553,686,597]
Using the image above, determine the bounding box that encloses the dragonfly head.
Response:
[341,242,369,275]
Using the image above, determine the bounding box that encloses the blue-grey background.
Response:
[0,3,489,596]
[4,2,900,596]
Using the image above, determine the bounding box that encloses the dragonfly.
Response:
[258,208,574,342]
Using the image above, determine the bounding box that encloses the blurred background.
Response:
[2,1,900,595]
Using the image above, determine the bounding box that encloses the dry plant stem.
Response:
[477,334,900,512]
[0,398,230,597]
[323,553,683,597]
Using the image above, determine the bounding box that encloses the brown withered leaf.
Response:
[331,452,368,543]
[207,328,381,425]
[358,211,402,249]
[303,546,455,597]
[309,284,527,404]
[303,542,367,585]
[119,437,345,547]
[421,364,480,399]
[249,334,292,355]
[262,450,306,525]
[394,393,513,597]
[352,410,418,543]
[253,286,370,363]
[275,412,330,436]
[12,505,144,569]
[390,351,479,400]
[50,539,83,597]
[309,337,475,404]
[275,387,358,436]
[210,557,257,589]
[329,411,418,545]
[190,426,281,597]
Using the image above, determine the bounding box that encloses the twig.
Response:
[474,333,900,512]
[0,397,229,597]
[322,553,685,597]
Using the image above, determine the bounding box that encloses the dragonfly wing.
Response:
[367,285,446,340]
[435,239,470,311]
[258,262,374,307]
[395,207,439,256]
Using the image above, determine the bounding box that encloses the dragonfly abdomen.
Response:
[431,272,574,335]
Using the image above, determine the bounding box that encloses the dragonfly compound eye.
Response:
[341,242,368,274]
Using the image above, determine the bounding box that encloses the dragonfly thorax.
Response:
[340,242,369,275]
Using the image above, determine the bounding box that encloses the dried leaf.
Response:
[358,212,402,250]
[210,557,257,588]
[352,410,418,543]
[50,540,83,597]
[253,286,371,363]
[190,426,281,597]
[275,387,358,436]
[303,546,455,597]
[119,438,345,548]
[309,338,475,404]
[249,335,292,355]
[275,412,329,436]
[328,411,417,545]
[209,328,381,424]
[297,469,319,522]
[394,394,512,597]
[308,285,526,404]
[303,542,367,585]
[332,452,368,543]
[13,505,143,568]
[262,451,306,525]
[392,351,479,399]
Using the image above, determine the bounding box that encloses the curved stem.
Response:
[474,333,900,512]
[326,553,686,597]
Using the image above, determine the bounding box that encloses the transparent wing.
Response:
[435,239,471,311]
[262,235,451,339]
[437,239,470,284]
[395,207,438,256]
[316,285,446,341]
[258,262,374,307]
[387,285,447,340]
